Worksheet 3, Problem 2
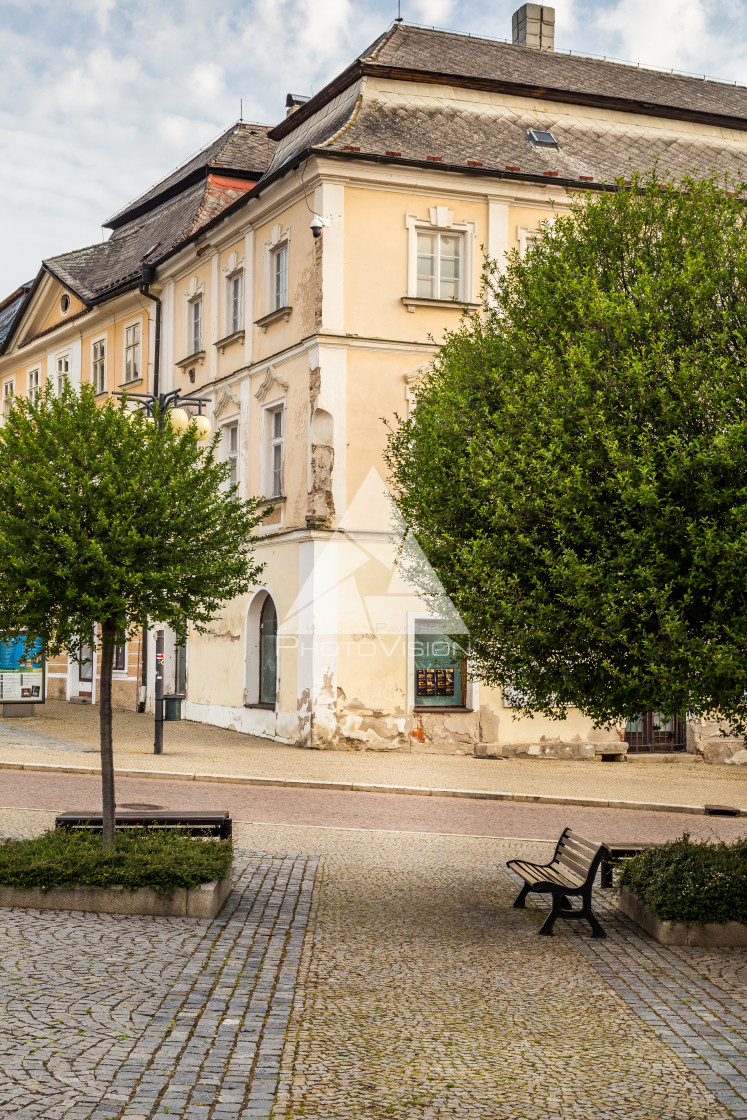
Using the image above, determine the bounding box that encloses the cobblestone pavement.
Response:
[0,847,316,1120]
[0,817,745,1118]
[1,768,745,844]
[2,701,746,809]
[252,825,743,1120]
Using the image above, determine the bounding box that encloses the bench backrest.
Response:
[552,828,606,884]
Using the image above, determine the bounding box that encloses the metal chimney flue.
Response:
[512,4,555,50]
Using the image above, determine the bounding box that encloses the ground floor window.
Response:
[78,639,93,682]
[414,622,466,707]
[259,597,277,705]
[624,712,686,753]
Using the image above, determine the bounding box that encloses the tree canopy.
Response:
[0,383,265,841]
[387,171,747,732]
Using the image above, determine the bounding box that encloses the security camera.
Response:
[310,215,325,239]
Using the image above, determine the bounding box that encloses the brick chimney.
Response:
[512,4,555,50]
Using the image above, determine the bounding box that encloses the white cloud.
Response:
[2,0,747,295]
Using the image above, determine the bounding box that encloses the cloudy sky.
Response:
[2,0,747,295]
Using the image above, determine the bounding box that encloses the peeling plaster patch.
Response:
[206,629,241,642]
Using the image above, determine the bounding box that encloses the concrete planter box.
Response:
[619,887,747,947]
[0,874,232,918]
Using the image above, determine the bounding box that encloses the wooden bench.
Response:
[55,810,232,839]
[506,828,607,938]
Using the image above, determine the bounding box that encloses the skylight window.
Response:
[527,129,560,150]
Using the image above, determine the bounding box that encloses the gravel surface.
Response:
[1,701,746,809]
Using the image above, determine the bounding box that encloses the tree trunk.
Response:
[99,620,116,850]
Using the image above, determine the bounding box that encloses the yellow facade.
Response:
[4,23,745,757]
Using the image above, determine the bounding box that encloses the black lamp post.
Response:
[113,387,212,753]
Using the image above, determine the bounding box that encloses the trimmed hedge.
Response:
[0,828,232,897]
[618,834,747,926]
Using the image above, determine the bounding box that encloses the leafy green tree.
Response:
[0,383,264,845]
[387,171,747,734]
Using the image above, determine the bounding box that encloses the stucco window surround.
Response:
[403,209,479,312]
[122,316,143,385]
[406,612,475,714]
[244,588,279,709]
[27,367,41,401]
[54,351,71,397]
[2,378,15,417]
[256,223,292,330]
[404,364,432,415]
[91,336,107,395]
[222,421,239,488]
[517,218,555,259]
[262,402,285,499]
[217,251,246,349]
[178,278,206,367]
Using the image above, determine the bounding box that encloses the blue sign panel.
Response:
[0,637,44,703]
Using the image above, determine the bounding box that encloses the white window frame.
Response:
[189,295,203,355]
[263,403,285,498]
[263,224,291,315]
[405,209,476,304]
[227,270,244,335]
[91,336,107,395]
[223,421,239,488]
[27,368,40,401]
[2,378,14,417]
[55,351,71,397]
[123,318,142,384]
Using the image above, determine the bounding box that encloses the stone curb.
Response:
[0,759,742,816]
[0,874,232,918]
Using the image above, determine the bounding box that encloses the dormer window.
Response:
[527,129,559,150]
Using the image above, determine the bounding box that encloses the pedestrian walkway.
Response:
[1,701,746,812]
[2,822,743,1119]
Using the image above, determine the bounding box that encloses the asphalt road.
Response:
[1,768,745,843]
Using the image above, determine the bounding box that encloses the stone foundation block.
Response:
[619,887,747,946]
[0,875,232,918]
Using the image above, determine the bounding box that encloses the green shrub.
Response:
[618,834,747,926]
[0,828,232,897]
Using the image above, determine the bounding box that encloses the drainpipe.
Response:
[138,262,161,712]
[139,262,161,396]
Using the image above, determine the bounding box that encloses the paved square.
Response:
[0,822,744,1119]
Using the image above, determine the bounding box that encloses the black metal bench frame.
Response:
[506,827,607,938]
[55,810,232,839]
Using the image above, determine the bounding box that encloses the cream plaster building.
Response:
[3,6,747,761]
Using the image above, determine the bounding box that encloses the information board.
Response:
[0,637,44,703]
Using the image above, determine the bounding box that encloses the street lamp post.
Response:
[114,388,212,753]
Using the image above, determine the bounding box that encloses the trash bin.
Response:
[163,695,184,721]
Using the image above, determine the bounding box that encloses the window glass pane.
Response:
[259,598,277,704]
[273,409,283,439]
[416,233,436,298]
[439,234,461,299]
[274,246,287,309]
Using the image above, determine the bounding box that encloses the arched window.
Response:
[259,597,277,705]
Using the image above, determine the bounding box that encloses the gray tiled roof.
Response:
[319,96,747,186]
[359,24,747,122]
[106,123,274,227]
[0,285,32,347]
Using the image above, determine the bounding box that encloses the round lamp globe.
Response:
[169,406,190,433]
[193,414,211,441]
